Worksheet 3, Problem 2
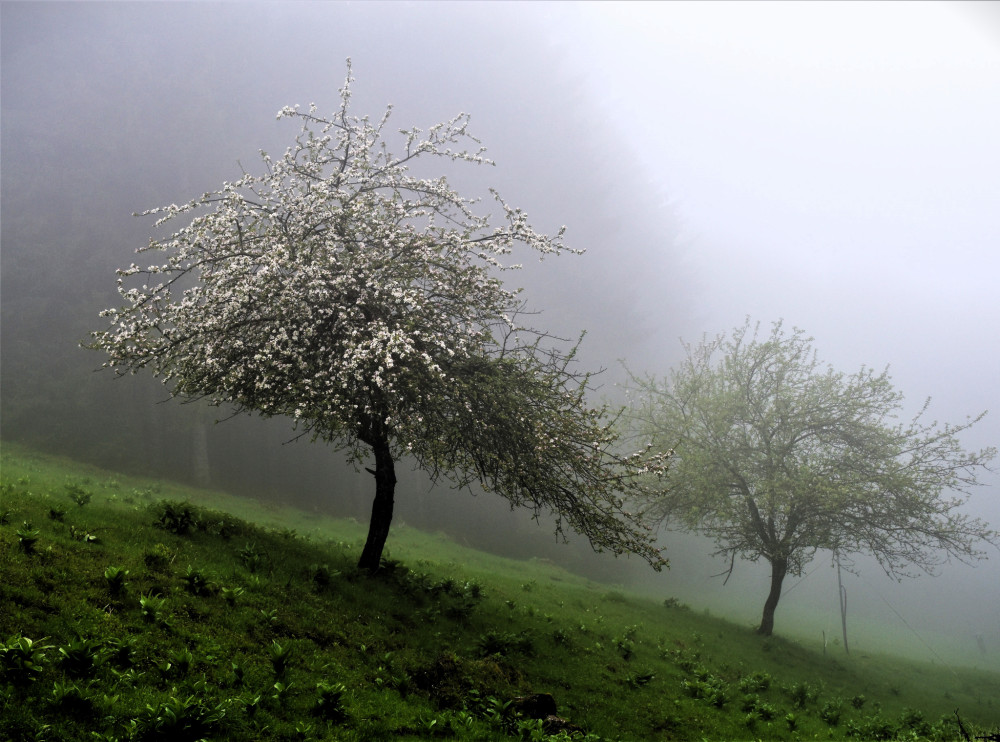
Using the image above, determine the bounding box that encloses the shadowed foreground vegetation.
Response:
[2,442,998,741]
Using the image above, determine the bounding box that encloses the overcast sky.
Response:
[558,1,1000,420]
[547,0,1000,509]
[549,0,1000,656]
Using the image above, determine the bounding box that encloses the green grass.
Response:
[1,440,998,741]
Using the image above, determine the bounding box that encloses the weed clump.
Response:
[784,679,821,708]
[305,562,338,591]
[16,522,41,554]
[153,500,199,535]
[220,586,244,605]
[682,674,729,708]
[161,647,195,679]
[269,640,295,678]
[104,565,130,597]
[65,483,92,507]
[899,707,931,736]
[820,697,843,726]
[844,713,896,740]
[237,542,268,573]
[57,637,104,678]
[737,670,772,693]
[740,694,778,721]
[135,688,226,741]
[181,565,214,597]
[475,631,534,658]
[143,543,174,571]
[104,636,136,669]
[50,679,99,719]
[0,634,52,683]
[312,681,349,722]
[139,593,168,625]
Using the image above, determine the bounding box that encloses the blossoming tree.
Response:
[627,320,996,635]
[89,64,668,572]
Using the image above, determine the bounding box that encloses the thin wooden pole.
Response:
[836,553,849,655]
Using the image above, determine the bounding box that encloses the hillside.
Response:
[2,442,998,741]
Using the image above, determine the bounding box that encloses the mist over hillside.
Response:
[2,2,997,665]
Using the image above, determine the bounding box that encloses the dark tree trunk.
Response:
[357,437,397,573]
[757,555,788,636]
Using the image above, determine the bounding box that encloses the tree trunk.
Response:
[836,553,850,654]
[357,438,397,573]
[757,555,788,636]
[192,422,211,487]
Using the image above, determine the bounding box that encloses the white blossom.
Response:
[88,63,669,571]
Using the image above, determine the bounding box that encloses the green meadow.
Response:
[2,441,998,741]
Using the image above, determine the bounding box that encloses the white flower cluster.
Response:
[89,63,669,568]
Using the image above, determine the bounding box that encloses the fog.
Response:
[2,2,997,667]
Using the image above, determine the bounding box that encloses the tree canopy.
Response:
[627,319,996,635]
[88,63,668,572]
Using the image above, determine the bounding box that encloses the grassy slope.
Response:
[1,441,998,742]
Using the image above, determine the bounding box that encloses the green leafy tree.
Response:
[627,319,996,635]
[88,63,667,573]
